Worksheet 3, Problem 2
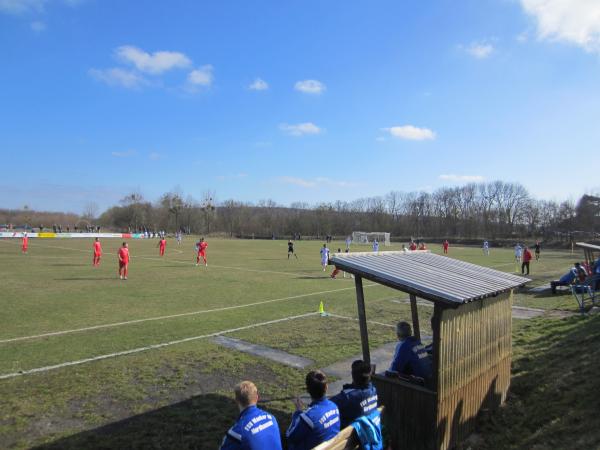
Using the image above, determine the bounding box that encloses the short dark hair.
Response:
[396,321,412,338]
[306,370,327,399]
[351,360,371,386]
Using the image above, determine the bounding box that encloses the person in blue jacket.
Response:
[220,381,282,450]
[287,370,340,450]
[389,321,432,380]
[330,360,378,428]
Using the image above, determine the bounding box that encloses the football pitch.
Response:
[0,237,582,448]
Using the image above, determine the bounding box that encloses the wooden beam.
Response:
[354,275,371,365]
[410,293,421,341]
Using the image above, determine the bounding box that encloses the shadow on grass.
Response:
[32,393,290,450]
[475,315,600,450]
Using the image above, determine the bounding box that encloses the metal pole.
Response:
[354,275,371,365]
[410,293,421,341]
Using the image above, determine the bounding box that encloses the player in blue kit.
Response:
[220,381,282,450]
[287,370,340,450]
[330,360,378,428]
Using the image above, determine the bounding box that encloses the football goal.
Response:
[351,231,391,246]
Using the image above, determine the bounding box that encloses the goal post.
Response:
[351,231,391,246]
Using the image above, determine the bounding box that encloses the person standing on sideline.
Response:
[522,246,533,275]
[158,236,166,256]
[483,240,490,256]
[118,242,130,280]
[345,236,352,251]
[219,381,282,450]
[21,232,28,254]
[372,239,379,253]
[288,240,298,259]
[196,237,208,266]
[320,244,330,271]
[534,241,541,260]
[443,240,449,254]
[93,237,102,266]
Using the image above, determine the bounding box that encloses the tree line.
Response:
[2,182,598,243]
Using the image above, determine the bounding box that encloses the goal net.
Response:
[351,231,391,246]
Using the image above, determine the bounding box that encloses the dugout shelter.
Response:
[329,251,529,450]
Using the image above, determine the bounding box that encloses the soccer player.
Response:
[21,232,28,254]
[534,241,541,260]
[196,237,208,266]
[288,240,298,259]
[345,236,352,251]
[118,242,130,280]
[93,237,102,266]
[443,240,449,254]
[514,243,523,263]
[158,237,166,256]
[409,241,417,251]
[176,231,182,245]
[372,239,379,253]
[330,248,342,278]
[320,244,330,271]
[483,240,490,256]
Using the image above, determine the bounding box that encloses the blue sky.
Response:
[1,0,600,214]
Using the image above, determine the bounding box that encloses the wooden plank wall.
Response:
[435,291,513,450]
[372,375,437,450]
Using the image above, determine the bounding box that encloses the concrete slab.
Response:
[212,336,314,369]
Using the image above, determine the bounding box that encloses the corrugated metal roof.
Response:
[329,251,529,306]
[575,242,600,252]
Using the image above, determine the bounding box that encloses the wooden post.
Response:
[354,275,371,365]
[410,293,421,341]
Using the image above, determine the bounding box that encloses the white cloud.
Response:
[249,78,268,91]
[519,0,600,53]
[111,149,137,158]
[89,68,147,89]
[279,176,357,189]
[148,152,163,161]
[280,122,322,136]
[439,174,485,183]
[116,45,191,74]
[30,20,45,32]
[465,42,494,58]
[294,79,326,94]
[187,65,214,86]
[0,0,44,15]
[382,125,436,141]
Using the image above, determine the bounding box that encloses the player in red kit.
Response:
[158,237,166,256]
[118,242,130,280]
[93,237,102,266]
[443,240,449,254]
[196,237,208,266]
[21,233,29,254]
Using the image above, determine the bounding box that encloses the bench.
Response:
[312,406,384,450]
[571,274,600,314]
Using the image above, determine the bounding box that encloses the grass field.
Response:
[0,237,597,449]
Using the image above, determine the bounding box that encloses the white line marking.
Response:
[0,312,318,380]
[327,313,396,328]
[0,285,377,344]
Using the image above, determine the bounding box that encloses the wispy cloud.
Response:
[382,125,436,141]
[148,152,163,161]
[187,65,214,88]
[439,174,485,183]
[111,149,137,158]
[116,45,191,74]
[249,78,268,91]
[30,20,45,32]
[294,79,326,95]
[89,68,148,89]
[280,122,322,137]
[463,41,494,58]
[0,0,45,15]
[279,176,358,188]
[519,0,600,53]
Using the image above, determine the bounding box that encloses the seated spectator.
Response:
[418,242,427,250]
[388,322,432,382]
[330,360,378,428]
[286,370,340,450]
[220,381,282,450]
[551,263,587,294]
[409,241,417,251]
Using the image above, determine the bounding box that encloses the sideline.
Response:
[0,312,319,380]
